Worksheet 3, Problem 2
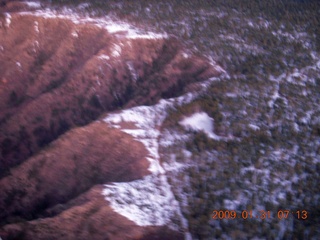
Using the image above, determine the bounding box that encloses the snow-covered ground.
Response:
[102,94,203,238]
[102,75,223,237]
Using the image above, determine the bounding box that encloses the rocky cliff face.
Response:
[0,5,219,175]
[1,185,183,240]
[0,121,150,223]
[0,2,222,239]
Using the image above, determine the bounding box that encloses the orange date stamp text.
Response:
[212,210,308,220]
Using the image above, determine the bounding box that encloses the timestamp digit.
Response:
[225,210,230,219]
[212,210,218,219]
[278,210,284,219]
[260,210,266,219]
[301,210,308,220]
[230,210,236,219]
[242,210,248,219]
[297,210,308,220]
[218,210,224,219]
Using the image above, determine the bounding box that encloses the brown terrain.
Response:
[0,1,222,239]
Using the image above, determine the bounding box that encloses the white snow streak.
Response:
[25,1,41,9]
[4,13,11,28]
[98,54,110,61]
[248,123,260,131]
[19,9,167,40]
[111,44,122,57]
[34,21,39,33]
[126,62,138,82]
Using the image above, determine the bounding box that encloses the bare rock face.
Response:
[0,3,222,239]
[0,11,219,175]
[0,121,149,225]
[0,185,184,240]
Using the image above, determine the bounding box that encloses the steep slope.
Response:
[0,185,184,240]
[0,2,223,239]
[0,121,150,225]
[0,5,220,176]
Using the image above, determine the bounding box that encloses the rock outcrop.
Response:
[0,9,219,175]
[0,185,183,240]
[0,2,223,239]
[0,121,149,225]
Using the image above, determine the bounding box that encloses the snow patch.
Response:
[32,41,39,52]
[224,199,241,210]
[71,30,78,38]
[103,175,180,226]
[226,92,237,98]
[34,21,39,33]
[4,13,11,28]
[317,60,320,69]
[126,62,138,82]
[162,154,192,172]
[179,112,221,140]
[293,122,300,132]
[182,52,189,58]
[126,31,166,39]
[299,110,313,125]
[159,130,189,147]
[98,54,110,61]
[248,124,260,131]
[25,1,41,8]
[77,3,90,10]
[111,44,122,57]
[208,55,226,74]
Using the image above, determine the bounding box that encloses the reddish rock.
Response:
[0,12,221,175]
[0,121,149,225]
[0,4,223,239]
[0,185,184,240]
